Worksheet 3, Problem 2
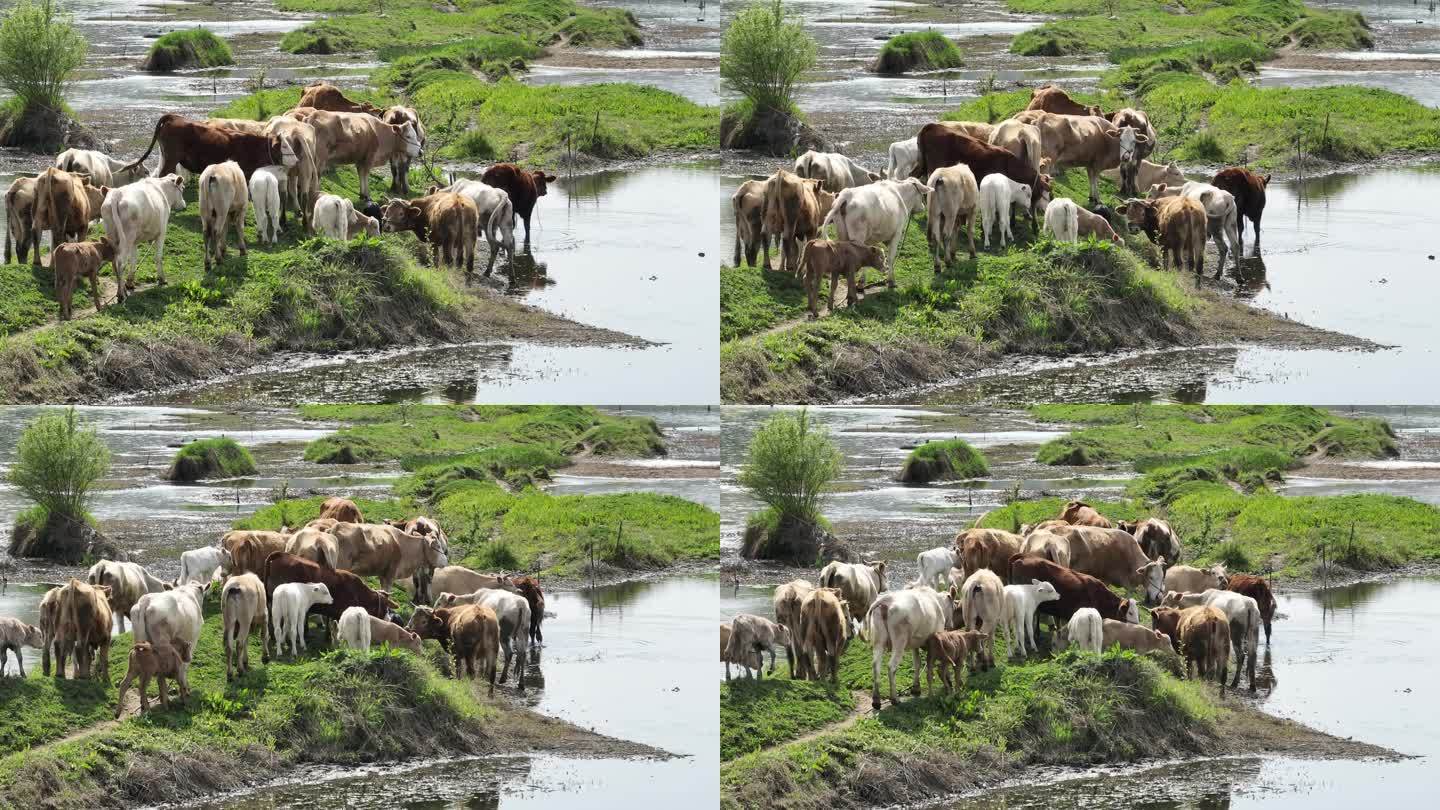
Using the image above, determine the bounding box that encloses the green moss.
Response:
[897,439,988,484]
[142,28,234,72]
[873,31,963,74]
[165,437,257,482]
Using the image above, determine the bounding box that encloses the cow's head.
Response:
[1147,182,1180,200]
[1209,564,1230,590]
[896,177,932,210]
[1159,590,1186,609]
[398,122,423,159]
[94,236,117,264]
[380,198,425,238]
[1137,557,1167,606]
[1108,125,1148,167]
[793,150,816,178]
[861,243,885,272]
[275,134,301,169]
[1119,198,1157,235]
[1260,173,1272,188]
[1119,598,1139,623]
[529,170,556,197]
[159,174,187,210]
[866,559,888,592]
[19,622,43,648]
[1033,173,1053,213]
[407,605,446,640]
[306,582,334,606]
[421,534,448,569]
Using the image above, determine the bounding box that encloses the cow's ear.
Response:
[1105,129,1120,139]
[1135,134,1150,144]
[544,174,557,182]
[406,204,422,218]
[99,186,110,196]
[1261,174,1272,186]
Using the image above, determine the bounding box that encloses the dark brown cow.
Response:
[1211,167,1269,255]
[261,552,396,652]
[481,163,555,247]
[1025,85,1103,117]
[1008,554,1138,626]
[295,81,384,116]
[915,124,1051,223]
[1149,606,1183,654]
[512,576,545,644]
[124,114,287,180]
[1226,574,1277,643]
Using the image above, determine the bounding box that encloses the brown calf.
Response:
[923,629,992,694]
[115,641,191,717]
[1120,196,1206,274]
[381,191,479,275]
[1178,605,1230,695]
[295,81,384,116]
[799,239,884,318]
[318,496,363,524]
[481,163,555,247]
[50,239,115,321]
[1060,500,1112,528]
[1025,85,1103,117]
[410,605,501,692]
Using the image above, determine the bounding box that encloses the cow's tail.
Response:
[863,600,885,643]
[130,602,148,644]
[821,198,843,236]
[797,237,812,279]
[122,118,165,175]
[487,195,512,250]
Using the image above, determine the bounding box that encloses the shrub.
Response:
[737,409,841,527]
[873,31,963,74]
[7,407,109,524]
[165,437,258,481]
[720,0,817,115]
[0,0,86,113]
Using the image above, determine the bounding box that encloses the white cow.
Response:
[313,193,379,241]
[866,585,958,706]
[220,573,266,680]
[436,178,515,276]
[912,546,959,591]
[926,164,979,270]
[1148,180,1242,271]
[960,568,1005,635]
[821,178,931,289]
[1000,579,1060,658]
[199,160,248,271]
[434,588,531,690]
[886,137,919,181]
[337,605,373,652]
[1043,197,1080,243]
[101,174,186,301]
[271,582,334,659]
[1060,607,1103,653]
[794,150,881,193]
[818,560,888,634]
[977,173,1032,248]
[86,560,169,633]
[131,582,206,665]
[249,166,286,245]
[55,148,148,187]
[178,546,231,585]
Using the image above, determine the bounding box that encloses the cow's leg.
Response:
[1088,168,1100,204]
[1252,212,1262,255]
[357,163,370,201]
[155,235,168,285]
[925,650,936,696]
[888,646,903,703]
[871,645,884,707]
[234,210,247,256]
[884,234,903,289]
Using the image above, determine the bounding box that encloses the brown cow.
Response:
[222,530,291,576]
[382,106,425,195]
[731,178,769,268]
[382,191,479,274]
[1011,110,1148,202]
[1120,195,1206,273]
[1211,167,1269,255]
[4,176,37,264]
[1025,85,1103,117]
[261,552,397,650]
[1149,606,1183,654]
[955,528,1024,580]
[1060,500,1111,527]
[123,113,291,181]
[1061,525,1167,604]
[115,641,191,716]
[798,239,884,318]
[295,81,384,116]
[923,629,991,694]
[1008,554,1139,627]
[409,605,500,691]
[511,576,545,645]
[288,107,421,201]
[761,169,828,274]
[50,238,114,320]
[914,124,1051,224]
[797,586,849,682]
[318,497,363,524]
[1227,574,1277,643]
[481,163,555,248]
[54,578,113,680]
[31,168,101,266]
[1178,604,1230,694]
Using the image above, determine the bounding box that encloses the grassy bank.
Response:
[0,590,635,808]
[142,28,234,71]
[166,437,258,482]
[721,642,1223,809]
[720,182,1199,402]
[873,31,963,74]
[243,405,719,581]
[897,438,988,484]
[977,405,1434,579]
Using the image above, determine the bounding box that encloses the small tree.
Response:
[0,0,86,115]
[720,0,817,116]
[8,408,110,525]
[738,409,840,527]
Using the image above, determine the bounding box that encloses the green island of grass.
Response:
[873,31,963,74]
[142,28,234,72]
[165,437,257,482]
[897,438,989,484]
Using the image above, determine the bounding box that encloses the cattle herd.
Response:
[3,81,561,320]
[0,497,550,714]
[730,85,1272,318]
[724,499,1279,707]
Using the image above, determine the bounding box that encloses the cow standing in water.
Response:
[481,163,555,249]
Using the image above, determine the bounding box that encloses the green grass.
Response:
[0,598,493,807]
[721,208,1197,403]
[143,28,234,71]
[720,674,855,760]
[166,437,258,481]
[897,439,989,484]
[721,642,1214,808]
[0,263,57,333]
[874,31,964,74]
[276,0,641,55]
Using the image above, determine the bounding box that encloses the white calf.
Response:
[1043,197,1080,243]
[1000,579,1060,658]
[271,582,333,658]
[977,173,1032,248]
[101,174,186,301]
[866,586,957,706]
[313,193,356,240]
[178,546,230,585]
[822,178,931,289]
[249,166,285,245]
[926,164,979,270]
[1062,607,1104,653]
[199,160,247,271]
[913,546,959,591]
[887,137,919,181]
[338,606,373,652]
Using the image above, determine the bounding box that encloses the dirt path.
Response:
[785,690,875,749]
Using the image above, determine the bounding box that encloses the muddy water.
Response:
[143,164,720,406]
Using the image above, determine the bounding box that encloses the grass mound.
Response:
[873,31,963,74]
[897,439,988,484]
[165,437,257,482]
[720,675,855,760]
[142,28,234,71]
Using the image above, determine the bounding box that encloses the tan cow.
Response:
[1019,528,1070,568]
[1011,110,1148,202]
[731,178,769,268]
[772,579,814,678]
[221,530,291,576]
[115,641,190,716]
[1024,85,1103,117]
[49,238,114,320]
[221,573,267,680]
[54,578,113,680]
[328,522,448,591]
[265,114,322,231]
[1061,526,1167,604]
[294,82,384,116]
[38,586,62,676]
[925,164,979,268]
[1060,500,1112,527]
[1075,206,1122,243]
[4,176,36,264]
[1117,518,1182,564]
[383,106,425,195]
[1101,618,1173,654]
[289,107,422,200]
[31,167,99,265]
[285,526,342,568]
[427,566,517,603]
[797,587,850,682]
[955,528,1023,579]
[932,120,994,143]
[761,169,828,274]
[381,191,479,274]
[1166,564,1229,595]
[199,160,248,271]
[1178,605,1230,693]
[1120,195,1206,273]
[798,238,884,317]
[818,560,887,633]
[318,497,364,524]
[207,117,269,136]
[988,120,1044,175]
